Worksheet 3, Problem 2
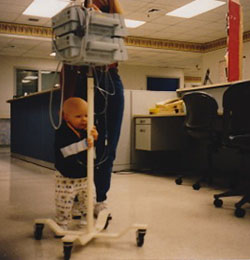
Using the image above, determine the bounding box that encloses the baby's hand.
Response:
[91,126,98,141]
[86,3,101,12]
[87,126,98,148]
[87,138,94,148]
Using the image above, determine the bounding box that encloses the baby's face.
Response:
[66,106,88,130]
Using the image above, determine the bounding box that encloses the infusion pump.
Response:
[51,5,128,66]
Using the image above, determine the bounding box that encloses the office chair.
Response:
[213,81,250,217]
[175,92,221,190]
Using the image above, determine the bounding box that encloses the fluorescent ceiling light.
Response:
[22,80,31,83]
[166,0,226,18]
[23,0,69,18]
[24,1,144,27]
[50,52,56,56]
[24,76,38,80]
[125,19,145,28]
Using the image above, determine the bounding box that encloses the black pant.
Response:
[94,68,124,202]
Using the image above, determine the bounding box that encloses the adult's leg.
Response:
[94,68,124,202]
[61,65,88,101]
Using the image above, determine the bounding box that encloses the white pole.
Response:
[75,0,92,6]
[75,0,83,5]
[87,76,94,232]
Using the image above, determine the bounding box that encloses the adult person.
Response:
[61,0,125,216]
[85,0,125,216]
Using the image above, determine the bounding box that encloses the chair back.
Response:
[183,92,219,139]
[223,81,250,136]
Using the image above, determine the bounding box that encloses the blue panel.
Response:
[11,91,62,163]
[147,77,179,91]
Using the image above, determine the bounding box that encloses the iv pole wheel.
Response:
[136,229,146,247]
[175,177,183,185]
[34,223,44,240]
[192,182,201,190]
[63,242,73,260]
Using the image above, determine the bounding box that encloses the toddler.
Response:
[54,97,98,229]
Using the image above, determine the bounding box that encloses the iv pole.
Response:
[86,73,94,233]
[34,1,147,259]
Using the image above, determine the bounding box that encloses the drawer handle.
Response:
[140,120,146,123]
[140,129,146,133]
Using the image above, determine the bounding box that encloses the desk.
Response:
[132,113,235,173]
[134,113,187,151]
[132,113,197,172]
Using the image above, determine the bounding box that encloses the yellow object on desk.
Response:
[149,98,185,115]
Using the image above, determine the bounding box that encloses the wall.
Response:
[201,41,250,84]
[0,55,184,119]
[243,42,250,79]
[0,55,59,119]
[1,41,250,118]
[119,64,184,91]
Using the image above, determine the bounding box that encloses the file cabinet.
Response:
[135,115,187,151]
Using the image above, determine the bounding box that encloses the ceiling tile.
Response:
[14,15,50,26]
[0,11,19,22]
[0,0,33,6]
[0,3,26,13]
